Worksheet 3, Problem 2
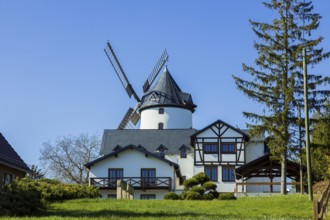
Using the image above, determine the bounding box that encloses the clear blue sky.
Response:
[1,1,329,168]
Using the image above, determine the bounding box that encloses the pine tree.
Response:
[310,101,330,181]
[233,0,329,195]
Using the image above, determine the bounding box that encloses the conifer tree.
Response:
[233,0,329,194]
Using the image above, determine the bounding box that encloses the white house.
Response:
[86,68,301,199]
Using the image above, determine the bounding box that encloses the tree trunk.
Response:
[280,150,287,195]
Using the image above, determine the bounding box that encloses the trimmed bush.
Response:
[183,177,199,189]
[164,192,180,200]
[191,186,205,196]
[203,181,217,191]
[192,172,210,185]
[184,191,202,200]
[218,192,237,200]
[202,193,215,200]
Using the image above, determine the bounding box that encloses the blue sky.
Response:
[1,1,329,168]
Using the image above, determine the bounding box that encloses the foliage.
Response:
[0,177,100,216]
[202,193,215,200]
[39,133,100,184]
[192,172,209,185]
[218,192,237,200]
[176,172,217,200]
[28,165,45,180]
[311,101,330,181]
[183,191,201,200]
[163,192,180,200]
[190,186,205,196]
[232,0,330,194]
[183,177,199,190]
[202,181,217,191]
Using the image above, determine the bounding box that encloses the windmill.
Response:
[104,41,169,129]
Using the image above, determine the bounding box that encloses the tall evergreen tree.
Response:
[233,0,329,195]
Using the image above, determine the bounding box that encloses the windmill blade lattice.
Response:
[143,49,169,93]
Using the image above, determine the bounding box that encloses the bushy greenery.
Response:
[183,191,201,200]
[183,177,199,189]
[0,177,100,216]
[175,172,217,200]
[218,192,237,200]
[164,192,180,200]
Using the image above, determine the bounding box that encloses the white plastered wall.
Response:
[140,107,192,129]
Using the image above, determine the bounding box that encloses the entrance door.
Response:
[141,168,156,187]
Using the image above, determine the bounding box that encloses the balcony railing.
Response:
[90,177,172,191]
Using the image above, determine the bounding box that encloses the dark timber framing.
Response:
[191,120,249,166]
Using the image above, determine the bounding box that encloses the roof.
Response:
[139,68,196,112]
[191,119,250,141]
[235,153,303,180]
[0,133,30,172]
[100,129,196,155]
[85,144,179,169]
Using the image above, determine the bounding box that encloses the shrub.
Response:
[183,177,199,189]
[218,192,237,200]
[164,192,180,200]
[0,177,100,216]
[192,172,210,185]
[184,191,202,200]
[202,193,215,200]
[191,186,205,196]
[203,181,217,191]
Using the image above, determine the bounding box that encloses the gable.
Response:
[192,119,249,140]
[0,133,30,172]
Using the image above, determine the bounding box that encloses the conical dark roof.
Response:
[0,133,30,172]
[139,68,196,112]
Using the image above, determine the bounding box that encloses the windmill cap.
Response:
[139,68,196,112]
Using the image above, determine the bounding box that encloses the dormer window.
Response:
[159,108,164,114]
[156,145,168,157]
[158,123,164,130]
[149,93,159,102]
[179,144,189,158]
[180,148,187,158]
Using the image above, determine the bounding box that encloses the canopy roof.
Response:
[235,154,302,181]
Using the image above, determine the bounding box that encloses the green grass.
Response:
[0,194,313,220]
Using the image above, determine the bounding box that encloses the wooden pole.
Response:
[303,48,313,201]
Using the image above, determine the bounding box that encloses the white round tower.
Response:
[139,68,196,129]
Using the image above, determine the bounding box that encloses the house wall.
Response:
[89,149,176,189]
[245,141,265,163]
[140,107,192,129]
[0,164,26,190]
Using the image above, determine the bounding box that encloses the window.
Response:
[107,194,117,199]
[159,108,164,114]
[180,148,187,158]
[221,143,236,154]
[203,143,218,154]
[141,168,156,187]
[108,168,123,187]
[158,123,164,130]
[222,166,235,182]
[3,173,13,186]
[205,166,218,182]
[140,194,156,200]
[149,93,159,102]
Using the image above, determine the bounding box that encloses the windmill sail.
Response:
[117,108,134,130]
[143,49,169,93]
[105,42,140,102]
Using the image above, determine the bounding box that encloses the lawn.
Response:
[0,194,313,220]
